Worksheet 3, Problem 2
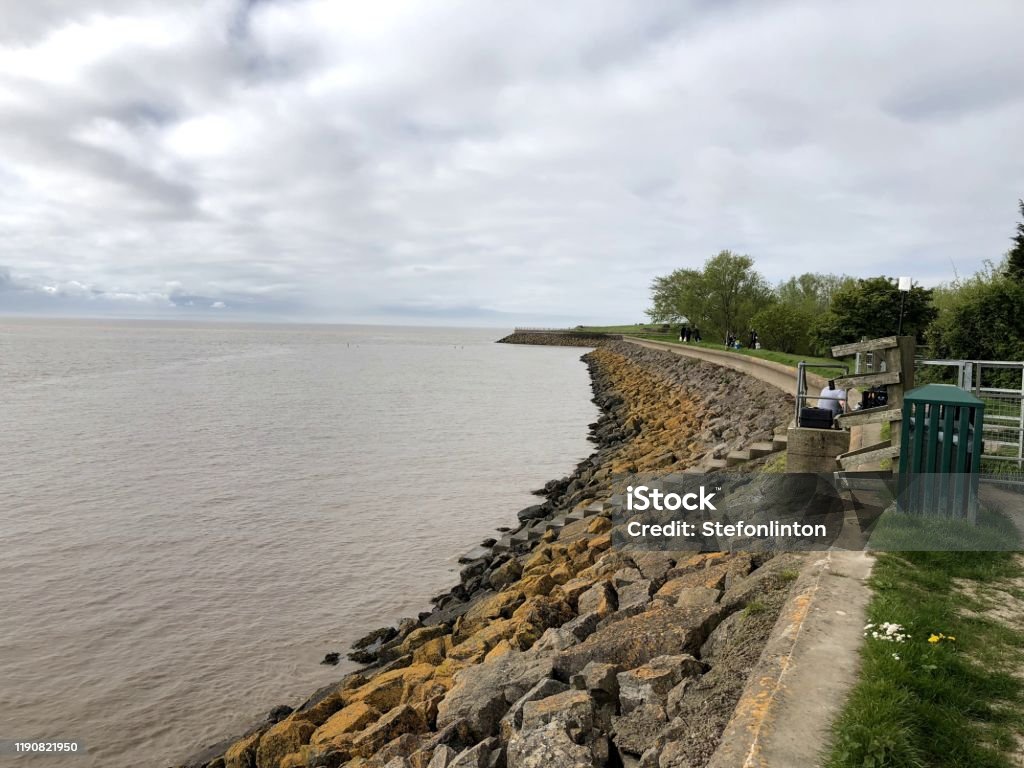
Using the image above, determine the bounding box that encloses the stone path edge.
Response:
[707,550,874,768]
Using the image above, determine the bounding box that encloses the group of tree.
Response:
[645,200,1024,362]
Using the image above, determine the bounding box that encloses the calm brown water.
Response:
[0,319,597,767]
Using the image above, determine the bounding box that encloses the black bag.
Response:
[799,406,834,429]
[860,386,889,410]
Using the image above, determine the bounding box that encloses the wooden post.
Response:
[831,335,916,473]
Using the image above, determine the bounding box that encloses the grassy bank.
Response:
[826,544,1024,767]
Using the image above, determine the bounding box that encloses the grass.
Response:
[826,542,1024,768]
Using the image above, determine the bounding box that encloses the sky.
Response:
[1,0,1022,326]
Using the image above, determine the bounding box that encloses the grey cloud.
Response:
[1,0,1023,325]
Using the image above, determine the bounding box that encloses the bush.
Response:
[750,304,814,354]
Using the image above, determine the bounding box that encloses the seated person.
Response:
[818,381,847,421]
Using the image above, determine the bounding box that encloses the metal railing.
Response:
[917,359,1024,467]
[795,362,851,425]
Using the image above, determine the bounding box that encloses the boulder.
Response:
[517,505,548,523]
[719,553,802,612]
[454,591,526,642]
[611,567,643,588]
[520,690,595,738]
[617,655,703,714]
[489,560,523,591]
[668,586,721,610]
[561,612,600,642]
[499,678,569,741]
[698,610,746,662]
[427,745,457,768]
[615,580,653,613]
[224,730,262,768]
[506,722,594,768]
[312,701,380,746]
[352,705,427,758]
[401,626,449,656]
[448,738,498,768]
[629,552,679,583]
[576,582,616,618]
[553,605,722,678]
[256,718,317,768]
[413,636,450,666]
[436,650,555,739]
[348,664,436,713]
[611,704,668,757]
[568,661,620,699]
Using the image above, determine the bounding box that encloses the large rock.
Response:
[569,661,620,699]
[719,553,803,612]
[699,610,746,662]
[611,704,668,757]
[553,605,722,679]
[506,722,594,768]
[617,655,704,714]
[447,738,498,768]
[348,664,436,713]
[224,730,262,768]
[499,678,569,741]
[401,626,450,656]
[615,580,654,613]
[454,591,526,642]
[576,581,616,618]
[436,650,556,739]
[256,718,316,768]
[311,701,380,746]
[352,705,427,758]
[520,690,596,738]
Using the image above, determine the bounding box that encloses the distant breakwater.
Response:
[182,342,795,768]
[496,330,621,347]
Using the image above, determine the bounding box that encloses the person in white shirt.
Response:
[818,381,847,420]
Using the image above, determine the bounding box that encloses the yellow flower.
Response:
[928,634,940,644]
[947,636,956,642]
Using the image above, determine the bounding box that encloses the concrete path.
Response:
[709,550,875,768]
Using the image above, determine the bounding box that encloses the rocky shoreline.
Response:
[180,341,796,768]
[495,331,618,347]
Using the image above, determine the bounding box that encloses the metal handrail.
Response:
[795,362,851,424]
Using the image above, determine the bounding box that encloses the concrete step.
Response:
[681,466,705,475]
[726,450,752,466]
[748,441,777,458]
[772,434,789,451]
[704,458,729,470]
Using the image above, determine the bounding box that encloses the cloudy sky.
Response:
[1,0,1022,324]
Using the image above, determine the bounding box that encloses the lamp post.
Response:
[897,276,911,336]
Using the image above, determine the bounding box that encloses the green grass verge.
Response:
[826,545,1024,768]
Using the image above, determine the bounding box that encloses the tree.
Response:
[1006,199,1024,283]
[776,273,856,315]
[810,276,937,352]
[928,263,1024,362]
[701,251,773,342]
[750,304,815,354]
[645,269,705,324]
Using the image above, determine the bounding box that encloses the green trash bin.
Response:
[898,384,985,519]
